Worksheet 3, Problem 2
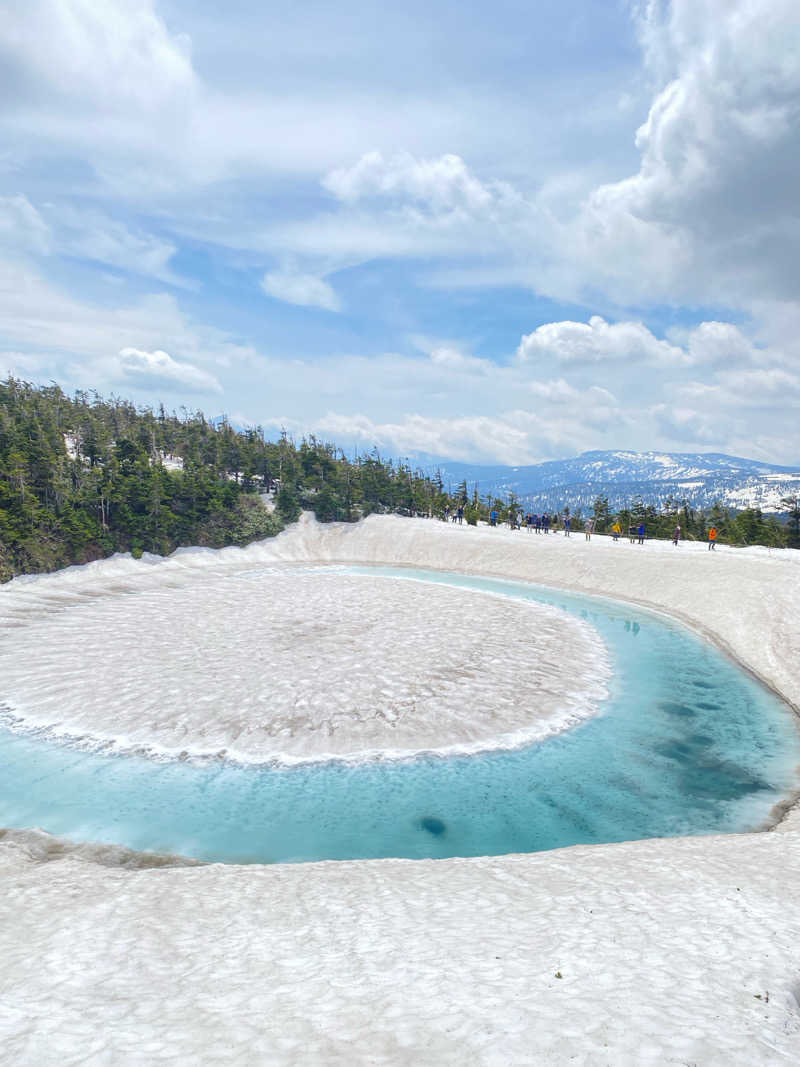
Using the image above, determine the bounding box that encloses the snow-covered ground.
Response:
[2,827,800,1065]
[1,514,800,1065]
[0,571,609,762]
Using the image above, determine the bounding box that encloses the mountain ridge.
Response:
[425,450,800,512]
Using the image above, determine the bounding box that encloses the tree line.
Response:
[1,377,797,582]
[455,485,798,548]
[0,379,454,581]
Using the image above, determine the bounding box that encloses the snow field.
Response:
[0,572,609,763]
[1,828,799,1065]
[1,513,800,1064]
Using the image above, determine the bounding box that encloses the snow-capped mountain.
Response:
[428,451,800,512]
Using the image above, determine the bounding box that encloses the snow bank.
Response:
[1,828,799,1064]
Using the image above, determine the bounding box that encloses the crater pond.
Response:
[1,566,798,863]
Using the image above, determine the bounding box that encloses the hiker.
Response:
[672,523,681,546]
[542,512,550,534]
[508,507,518,530]
[456,505,464,525]
[564,515,571,537]
[637,522,645,545]
[525,513,533,532]
[611,520,621,542]
[584,518,593,541]
[490,508,498,527]
[444,504,451,522]
[708,526,717,550]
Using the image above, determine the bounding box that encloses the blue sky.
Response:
[1,0,798,463]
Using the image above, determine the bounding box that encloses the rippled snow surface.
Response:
[0,570,609,761]
[1,564,798,864]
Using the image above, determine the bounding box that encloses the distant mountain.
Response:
[427,450,800,512]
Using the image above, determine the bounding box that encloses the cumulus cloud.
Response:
[261,270,341,312]
[684,322,758,366]
[323,152,499,215]
[574,0,800,307]
[516,316,687,366]
[118,347,222,393]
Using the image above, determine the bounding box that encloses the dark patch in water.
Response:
[659,701,696,718]
[691,679,714,690]
[688,733,714,748]
[682,758,771,801]
[655,739,698,761]
[418,816,447,837]
[654,733,715,761]
[695,700,720,711]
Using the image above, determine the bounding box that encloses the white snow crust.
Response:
[2,515,800,1064]
[1,827,800,1065]
[0,571,609,762]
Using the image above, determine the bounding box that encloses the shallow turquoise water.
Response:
[1,565,798,863]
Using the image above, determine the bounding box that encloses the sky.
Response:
[1,0,798,465]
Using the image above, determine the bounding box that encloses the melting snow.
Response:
[1,514,800,1064]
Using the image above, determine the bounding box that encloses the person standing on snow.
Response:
[708,526,718,550]
[637,522,646,545]
[672,523,681,545]
[611,520,622,542]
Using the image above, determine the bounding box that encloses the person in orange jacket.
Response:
[708,526,718,551]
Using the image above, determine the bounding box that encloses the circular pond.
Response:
[0,565,798,863]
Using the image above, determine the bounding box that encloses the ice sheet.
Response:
[0,572,609,762]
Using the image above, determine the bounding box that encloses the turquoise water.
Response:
[1,565,798,864]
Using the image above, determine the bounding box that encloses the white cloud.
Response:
[716,367,800,402]
[310,411,537,465]
[0,257,238,399]
[0,194,188,286]
[649,404,721,446]
[572,0,800,307]
[516,316,687,366]
[0,0,196,116]
[324,152,499,215]
[685,322,757,366]
[410,336,493,375]
[118,347,222,393]
[261,270,341,312]
[0,195,51,255]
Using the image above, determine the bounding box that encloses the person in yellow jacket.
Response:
[611,520,622,542]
